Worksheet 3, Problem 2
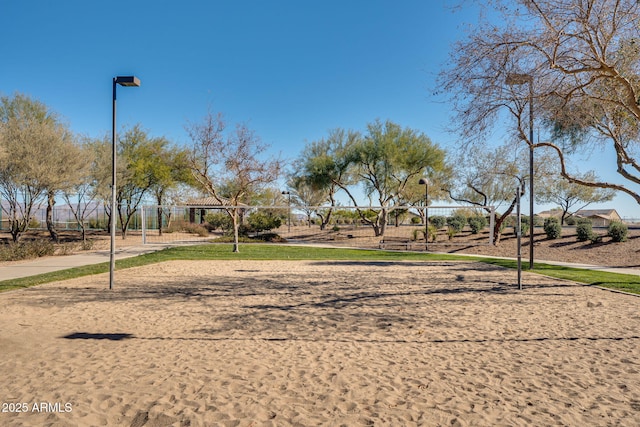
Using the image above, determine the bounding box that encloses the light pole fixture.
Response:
[506,72,535,269]
[110,75,140,290]
[282,191,291,233]
[516,184,522,290]
[418,178,429,251]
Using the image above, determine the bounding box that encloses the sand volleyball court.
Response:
[1,260,639,426]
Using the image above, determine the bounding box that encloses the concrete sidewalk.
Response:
[0,245,171,281]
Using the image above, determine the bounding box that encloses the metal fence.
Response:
[138,205,497,250]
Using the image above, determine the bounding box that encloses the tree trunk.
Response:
[46,192,59,243]
[232,209,240,253]
[157,206,163,236]
[10,220,21,243]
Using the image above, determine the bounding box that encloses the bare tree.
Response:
[441,0,640,210]
[62,141,99,242]
[187,111,282,252]
[446,144,528,243]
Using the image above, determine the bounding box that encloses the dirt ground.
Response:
[438,228,640,268]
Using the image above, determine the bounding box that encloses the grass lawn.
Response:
[1,243,639,295]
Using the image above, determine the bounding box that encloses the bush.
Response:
[204,212,232,232]
[429,215,447,229]
[410,216,421,224]
[0,240,56,261]
[428,224,439,242]
[576,218,593,242]
[565,216,576,226]
[512,216,529,237]
[165,220,209,237]
[247,211,282,233]
[88,218,108,230]
[468,215,488,234]
[607,221,628,242]
[446,214,467,234]
[543,217,562,239]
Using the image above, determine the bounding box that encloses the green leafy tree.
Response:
[0,93,81,242]
[90,124,175,239]
[536,171,616,225]
[148,146,193,235]
[350,120,448,236]
[297,128,359,230]
[299,121,448,237]
[287,161,333,228]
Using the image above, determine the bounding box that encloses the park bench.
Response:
[379,236,413,250]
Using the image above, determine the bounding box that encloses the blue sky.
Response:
[2,1,638,218]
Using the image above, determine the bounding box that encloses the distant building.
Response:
[575,209,622,227]
[536,209,563,219]
[186,196,247,224]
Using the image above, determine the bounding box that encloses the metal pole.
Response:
[516,185,522,290]
[110,78,117,290]
[141,205,146,245]
[528,81,534,270]
[425,183,429,252]
[288,193,291,233]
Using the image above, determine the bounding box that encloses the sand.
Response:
[1,260,639,426]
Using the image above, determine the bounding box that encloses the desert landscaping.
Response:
[1,259,639,426]
[1,223,639,426]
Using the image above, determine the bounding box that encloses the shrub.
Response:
[247,211,282,233]
[447,228,457,240]
[80,239,96,251]
[468,215,488,234]
[165,220,209,237]
[428,224,439,242]
[512,216,529,237]
[446,214,467,234]
[410,216,421,224]
[429,215,447,229]
[576,218,593,242]
[590,234,603,244]
[607,221,628,242]
[521,216,531,236]
[543,217,562,239]
[88,218,108,230]
[565,216,576,226]
[0,240,56,261]
[204,212,232,232]
[254,232,285,242]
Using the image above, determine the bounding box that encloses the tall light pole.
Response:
[506,72,535,269]
[110,76,140,290]
[282,191,291,233]
[418,178,429,251]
